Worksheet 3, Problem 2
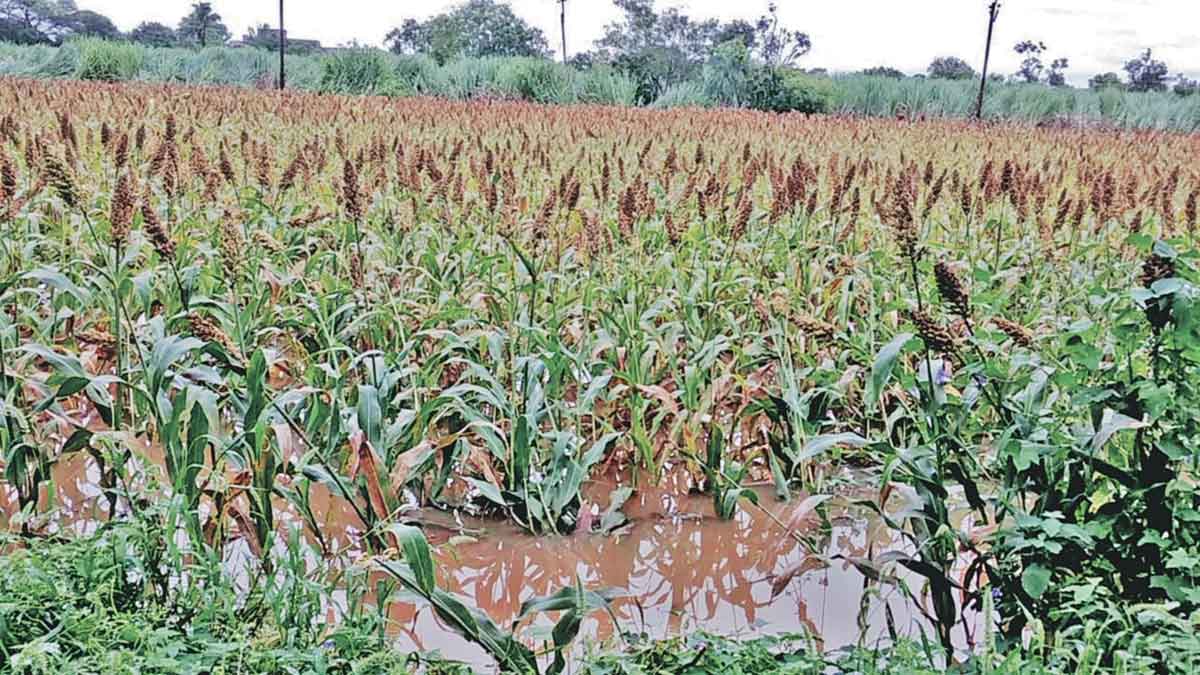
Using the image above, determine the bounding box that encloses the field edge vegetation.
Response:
[1,37,1199,131]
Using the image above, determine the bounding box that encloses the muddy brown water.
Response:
[2,457,984,673]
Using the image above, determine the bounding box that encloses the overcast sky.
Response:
[79,1,1199,86]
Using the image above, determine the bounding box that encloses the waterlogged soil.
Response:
[384,487,983,671]
[1,457,984,672]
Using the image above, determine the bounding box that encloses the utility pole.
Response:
[558,0,567,64]
[278,0,286,90]
[974,1,1000,119]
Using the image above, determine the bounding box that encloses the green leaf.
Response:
[765,443,789,501]
[867,333,913,414]
[1091,409,1148,453]
[1022,564,1052,599]
[25,267,89,304]
[61,428,93,454]
[581,432,622,469]
[376,559,538,672]
[146,335,203,395]
[797,432,869,462]
[518,582,613,617]
[390,524,436,595]
[356,383,382,449]
[511,415,531,488]
[578,373,612,412]
[244,350,268,429]
[464,477,507,507]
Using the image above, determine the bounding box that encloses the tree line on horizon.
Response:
[0,0,321,54]
[1,0,1196,98]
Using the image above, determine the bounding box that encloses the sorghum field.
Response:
[1,77,1199,673]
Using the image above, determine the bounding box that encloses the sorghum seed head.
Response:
[341,159,362,221]
[189,313,241,360]
[992,317,1034,348]
[43,154,77,209]
[907,309,958,354]
[113,132,129,169]
[0,150,15,205]
[795,313,837,343]
[140,196,175,260]
[1139,252,1176,331]
[934,260,970,318]
[109,172,135,246]
[1140,253,1175,289]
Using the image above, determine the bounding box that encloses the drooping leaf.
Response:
[1091,408,1148,453]
[797,432,869,462]
[866,333,913,414]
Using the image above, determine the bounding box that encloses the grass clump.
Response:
[73,38,145,82]
[0,519,467,674]
[319,48,399,95]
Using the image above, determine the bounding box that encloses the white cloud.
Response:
[80,0,1200,85]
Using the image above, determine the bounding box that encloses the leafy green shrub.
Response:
[986,242,1200,659]
[872,237,1200,670]
[583,633,820,674]
[576,65,638,106]
[699,41,833,114]
[73,39,145,82]
[134,47,189,82]
[281,53,325,91]
[434,57,504,99]
[494,57,573,103]
[394,53,441,94]
[749,68,833,113]
[319,48,397,95]
[701,40,753,107]
[613,47,698,105]
[0,42,62,78]
[32,41,79,78]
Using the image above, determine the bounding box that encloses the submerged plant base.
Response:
[0,504,1195,672]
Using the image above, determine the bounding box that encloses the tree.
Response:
[861,66,905,79]
[588,0,811,102]
[1014,40,1046,83]
[1014,40,1068,86]
[712,19,757,53]
[129,21,175,47]
[1046,58,1069,87]
[60,9,118,39]
[589,0,717,100]
[384,0,550,64]
[178,2,230,48]
[1089,71,1124,91]
[1124,49,1169,92]
[1175,76,1198,97]
[928,56,975,80]
[752,2,810,68]
[0,0,78,44]
[385,19,425,55]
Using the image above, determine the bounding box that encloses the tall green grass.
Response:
[319,48,398,95]
[831,74,1200,130]
[73,38,144,82]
